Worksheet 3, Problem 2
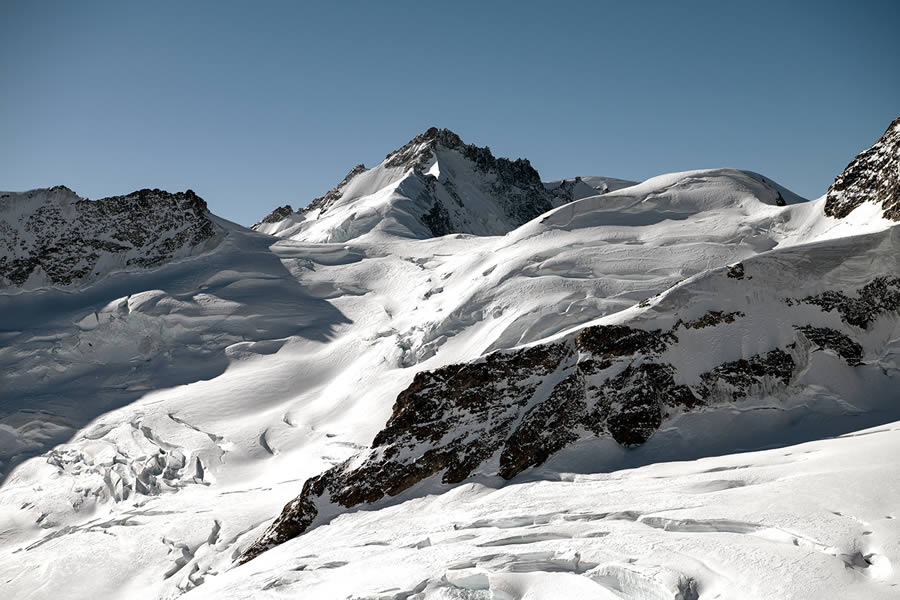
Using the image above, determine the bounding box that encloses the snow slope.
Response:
[194,421,900,600]
[1,120,898,599]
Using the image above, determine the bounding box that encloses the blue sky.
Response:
[2,1,898,226]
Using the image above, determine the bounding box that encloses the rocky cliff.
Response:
[0,186,220,288]
[825,117,900,220]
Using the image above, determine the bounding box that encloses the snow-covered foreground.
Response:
[192,421,900,599]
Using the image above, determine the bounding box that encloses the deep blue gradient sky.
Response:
[3,1,899,226]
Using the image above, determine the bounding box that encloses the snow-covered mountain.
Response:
[252,128,644,243]
[0,186,222,290]
[243,219,900,563]
[1,118,899,600]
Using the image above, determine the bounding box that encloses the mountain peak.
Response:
[253,128,554,242]
[825,116,900,221]
[414,126,465,149]
[383,127,468,171]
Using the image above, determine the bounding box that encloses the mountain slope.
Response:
[254,128,588,242]
[0,186,222,290]
[242,225,900,560]
[195,421,900,600]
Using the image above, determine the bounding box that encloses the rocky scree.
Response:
[254,204,295,227]
[301,164,368,217]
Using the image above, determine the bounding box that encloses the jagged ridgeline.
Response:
[252,127,595,242]
[0,186,220,288]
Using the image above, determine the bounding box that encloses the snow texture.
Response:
[1,121,899,600]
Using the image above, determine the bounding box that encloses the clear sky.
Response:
[2,1,898,226]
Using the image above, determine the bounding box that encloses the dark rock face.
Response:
[384,127,465,171]
[0,187,218,287]
[547,177,582,204]
[797,326,863,366]
[824,117,900,220]
[574,324,675,371]
[795,276,900,329]
[418,175,453,237]
[388,127,554,232]
[301,163,368,217]
[698,349,795,401]
[255,204,294,226]
[676,311,745,330]
[727,263,745,279]
[241,312,832,563]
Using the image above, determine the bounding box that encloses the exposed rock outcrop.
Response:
[239,312,831,563]
[824,116,900,220]
[302,164,367,216]
[793,276,900,329]
[240,118,900,563]
[384,127,555,233]
[797,326,864,366]
[255,204,294,226]
[251,128,557,240]
[0,186,219,288]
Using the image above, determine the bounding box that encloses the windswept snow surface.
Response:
[1,164,898,599]
[191,421,900,599]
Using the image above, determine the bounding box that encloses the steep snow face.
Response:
[252,128,560,242]
[0,186,222,290]
[826,117,900,220]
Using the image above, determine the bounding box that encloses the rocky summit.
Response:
[250,127,563,242]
